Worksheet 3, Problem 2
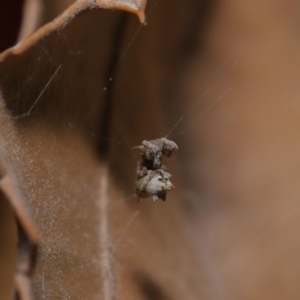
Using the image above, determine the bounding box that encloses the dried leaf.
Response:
[0,0,207,299]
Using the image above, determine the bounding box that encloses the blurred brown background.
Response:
[2,0,300,299]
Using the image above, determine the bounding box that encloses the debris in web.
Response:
[134,138,178,202]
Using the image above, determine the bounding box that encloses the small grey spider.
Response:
[134,137,178,202]
[136,169,175,202]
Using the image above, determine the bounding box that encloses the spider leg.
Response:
[152,195,159,201]
[142,140,160,153]
[160,164,167,171]
[137,163,148,178]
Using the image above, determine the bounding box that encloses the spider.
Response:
[136,168,175,202]
[134,137,178,202]
[135,137,178,170]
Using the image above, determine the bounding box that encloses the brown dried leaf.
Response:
[0,0,207,299]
